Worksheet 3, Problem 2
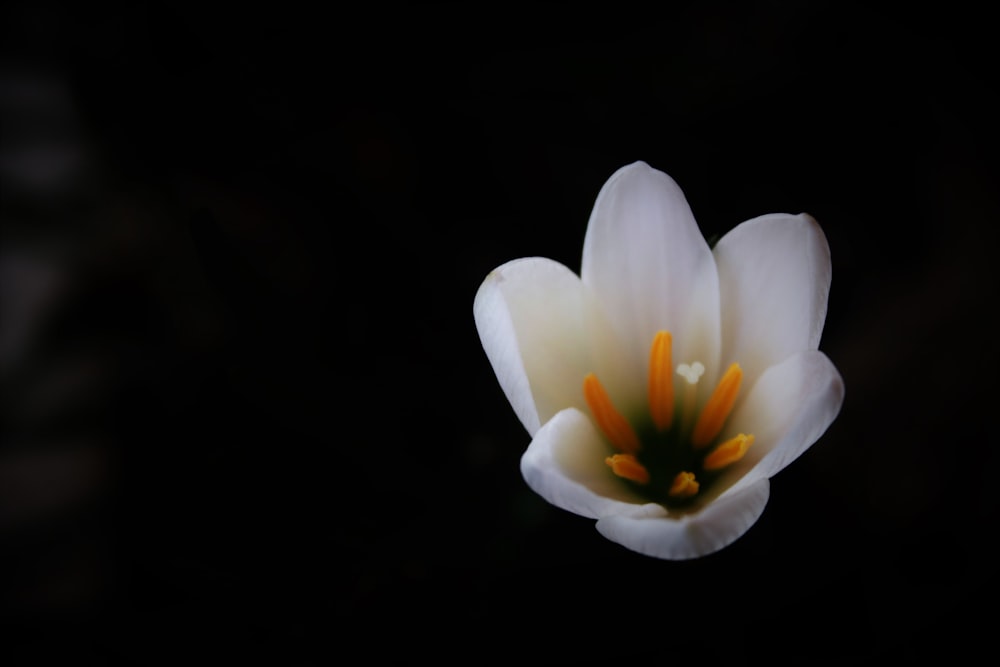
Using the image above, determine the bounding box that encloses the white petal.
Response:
[474,258,630,436]
[520,408,659,519]
[716,350,845,500]
[714,213,832,384]
[581,162,721,386]
[596,479,770,560]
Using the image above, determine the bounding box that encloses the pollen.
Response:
[605,454,651,485]
[583,372,640,454]
[669,471,700,499]
[703,433,755,471]
[691,363,743,448]
[648,330,674,431]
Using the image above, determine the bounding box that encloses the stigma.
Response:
[589,330,754,506]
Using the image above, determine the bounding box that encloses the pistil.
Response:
[676,361,704,436]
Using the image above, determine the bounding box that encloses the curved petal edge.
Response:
[596,478,770,560]
[473,259,543,434]
[719,350,845,500]
[520,408,655,519]
[714,212,833,383]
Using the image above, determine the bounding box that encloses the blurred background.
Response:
[2,3,996,664]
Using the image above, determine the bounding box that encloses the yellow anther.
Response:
[669,471,700,499]
[605,454,651,485]
[583,373,640,454]
[703,434,755,471]
[691,363,743,448]
[648,330,674,431]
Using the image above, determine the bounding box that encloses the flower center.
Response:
[583,330,754,508]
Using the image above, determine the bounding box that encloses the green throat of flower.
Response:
[584,330,753,509]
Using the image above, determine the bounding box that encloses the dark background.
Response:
[2,4,996,664]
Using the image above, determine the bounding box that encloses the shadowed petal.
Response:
[715,350,844,500]
[520,408,658,519]
[474,257,630,436]
[596,478,770,560]
[581,162,721,389]
[714,213,832,385]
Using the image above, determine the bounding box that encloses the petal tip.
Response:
[594,479,771,560]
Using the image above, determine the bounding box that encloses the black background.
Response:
[2,4,997,664]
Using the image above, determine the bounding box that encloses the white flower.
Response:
[473,161,844,560]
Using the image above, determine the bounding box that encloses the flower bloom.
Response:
[473,161,844,559]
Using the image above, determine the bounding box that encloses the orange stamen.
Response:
[691,363,743,448]
[605,454,650,485]
[703,434,755,471]
[647,330,674,431]
[669,471,700,499]
[583,373,640,454]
